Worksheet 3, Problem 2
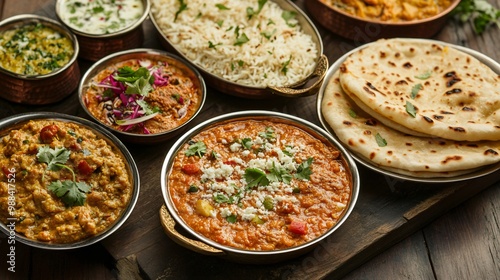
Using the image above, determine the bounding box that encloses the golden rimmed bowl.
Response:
[305,0,460,41]
[0,14,80,105]
[0,112,140,250]
[150,0,328,99]
[55,0,150,62]
[159,110,360,264]
[78,48,206,144]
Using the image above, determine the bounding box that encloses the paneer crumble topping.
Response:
[168,119,352,250]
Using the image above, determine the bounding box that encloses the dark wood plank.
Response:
[425,183,500,279]
[340,231,434,279]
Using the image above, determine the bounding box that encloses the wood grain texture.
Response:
[0,0,499,279]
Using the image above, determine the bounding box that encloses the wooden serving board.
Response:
[1,1,499,279]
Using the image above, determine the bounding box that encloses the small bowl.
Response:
[305,0,460,41]
[150,0,328,99]
[160,111,360,263]
[79,48,206,144]
[55,0,150,61]
[0,112,140,249]
[0,14,80,105]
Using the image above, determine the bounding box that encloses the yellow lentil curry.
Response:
[168,120,352,250]
[0,22,74,75]
[0,120,133,243]
[322,0,455,22]
[82,57,202,135]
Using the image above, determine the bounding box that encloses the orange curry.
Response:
[168,119,352,250]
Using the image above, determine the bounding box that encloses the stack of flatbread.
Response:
[321,38,500,178]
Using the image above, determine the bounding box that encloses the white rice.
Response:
[150,0,318,87]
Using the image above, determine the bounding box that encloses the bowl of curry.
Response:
[160,111,360,263]
[79,48,206,144]
[305,0,460,41]
[0,112,140,249]
[0,14,80,105]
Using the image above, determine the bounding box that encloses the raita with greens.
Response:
[57,0,145,35]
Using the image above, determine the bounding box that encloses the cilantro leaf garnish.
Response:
[226,214,237,223]
[411,83,423,99]
[213,194,232,204]
[208,41,222,49]
[175,0,188,22]
[414,71,432,80]
[282,10,297,27]
[267,162,292,184]
[259,127,275,140]
[37,146,92,207]
[375,133,387,147]
[247,0,268,19]
[261,29,276,40]
[406,101,417,117]
[37,146,70,171]
[241,138,253,149]
[48,181,90,207]
[281,55,292,75]
[453,0,500,34]
[216,4,229,10]
[295,157,313,180]
[185,141,207,157]
[244,168,269,188]
[234,33,250,46]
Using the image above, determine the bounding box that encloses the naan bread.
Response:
[339,38,500,142]
[321,70,500,174]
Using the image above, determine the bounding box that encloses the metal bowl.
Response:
[78,48,206,144]
[160,111,360,263]
[305,0,460,41]
[150,0,328,99]
[0,112,140,249]
[55,0,150,61]
[0,14,80,105]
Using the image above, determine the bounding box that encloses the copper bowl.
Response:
[305,0,460,42]
[0,14,80,105]
[0,112,140,250]
[160,111,360,264]
[78,48,206,144]
[150,0,328,99]
[55,0,150,61]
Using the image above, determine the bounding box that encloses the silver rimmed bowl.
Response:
[0,112,140,249]
[159,110,360,263]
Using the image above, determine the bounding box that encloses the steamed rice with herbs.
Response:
[150,0,319,87]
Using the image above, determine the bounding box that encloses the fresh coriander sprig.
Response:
[453,0,500,34]
[37,146,92,207]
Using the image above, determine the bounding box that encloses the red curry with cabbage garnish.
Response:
[82,58,201,135]
[167,119,352,250]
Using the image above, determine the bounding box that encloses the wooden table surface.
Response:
[0,0,499,279]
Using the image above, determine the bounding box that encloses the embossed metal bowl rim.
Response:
[55,0,151,38]
[309,0,460,26]
[160,110,360,259]
[78,48,207,142]
[150,0,326,98]
[0,14,79,79]
[0,112,140,250]
[316,38,500,183]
